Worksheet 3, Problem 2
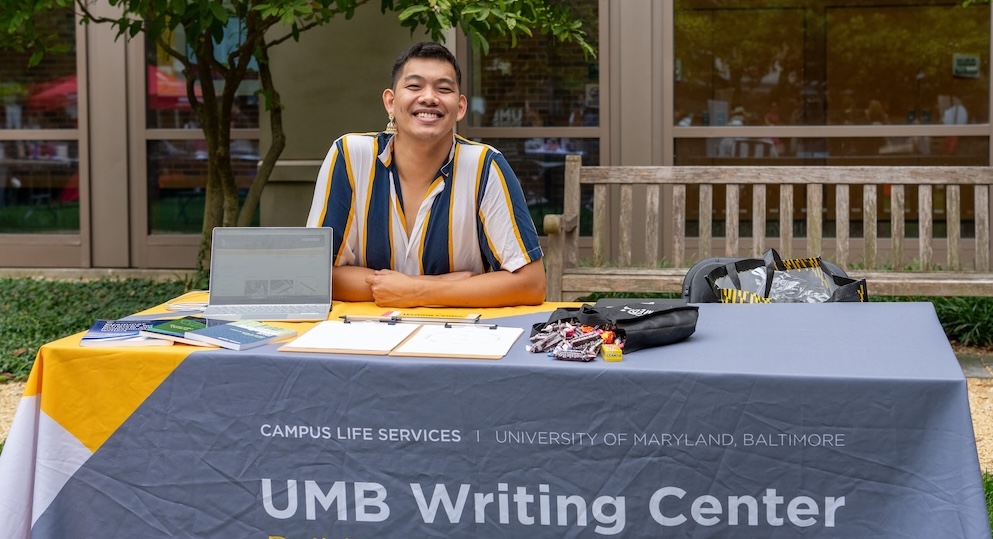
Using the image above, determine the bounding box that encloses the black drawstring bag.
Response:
[531,301,699,353]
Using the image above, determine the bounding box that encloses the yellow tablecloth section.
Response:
[26,294,579,453]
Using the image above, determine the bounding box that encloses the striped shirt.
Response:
[307,132,542,275]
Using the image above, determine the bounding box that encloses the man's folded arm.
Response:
[363,259,546,307]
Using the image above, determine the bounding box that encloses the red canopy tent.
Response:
[26,67,202,111]
[27,76,77,110]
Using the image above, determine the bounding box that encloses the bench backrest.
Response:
[557,154,993,273]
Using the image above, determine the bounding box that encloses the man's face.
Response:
[384,57,467,142]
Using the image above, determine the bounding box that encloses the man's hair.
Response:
[390,42,462,90]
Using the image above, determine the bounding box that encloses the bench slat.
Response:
[580,166,993,185]
[807,184,823,256]
[779,185,793,257]
[620,184,633,266]
[864,185,878,268]
[700,185,713,259]
[726,184,740,257]
[891,186,905,269]
[836,184,850,267]
[977,185,990,271]
[673,185,686,267]
[948,185,961,270]
[593,184,607,266]
[919,185,933,270]
[752,184,766,257]
[646,185,660,265]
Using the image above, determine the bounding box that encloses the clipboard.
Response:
[278,320,419,355]
[389,324,524,360]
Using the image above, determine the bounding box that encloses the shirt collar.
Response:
[379,133,457,181]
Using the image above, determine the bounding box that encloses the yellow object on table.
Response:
[601,343,623,362]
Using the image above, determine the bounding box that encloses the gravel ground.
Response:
[969,378,993,472]
[2,378,993,472]
[1,382,23,443]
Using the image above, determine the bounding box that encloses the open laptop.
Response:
[201,227,333,321]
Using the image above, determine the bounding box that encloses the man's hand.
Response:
[364,269,462,307]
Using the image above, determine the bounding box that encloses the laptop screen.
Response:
[208,227,332,306]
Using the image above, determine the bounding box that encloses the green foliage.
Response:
[0,0,73,66]
[932,296,993,347]
[985,471,993,532]
[0,278,190,381]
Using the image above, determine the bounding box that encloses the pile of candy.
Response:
[527,320,623,362]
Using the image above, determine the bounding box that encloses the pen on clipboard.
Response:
[340,314,487,326]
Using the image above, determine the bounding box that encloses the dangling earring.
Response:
[385,114,397,135]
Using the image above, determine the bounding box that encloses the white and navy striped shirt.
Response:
[307,133,542,275]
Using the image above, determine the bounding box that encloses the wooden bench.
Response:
[543,154,993,300]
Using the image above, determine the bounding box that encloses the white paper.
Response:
[390,324,524,359]
[280,321,419,354]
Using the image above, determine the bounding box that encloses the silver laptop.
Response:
[202,227,333,321]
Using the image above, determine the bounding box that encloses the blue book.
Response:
[80,318,176,347]
[183,320,297,351]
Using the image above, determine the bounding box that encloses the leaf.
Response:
[397,5,430,20]
[210,2,229,23]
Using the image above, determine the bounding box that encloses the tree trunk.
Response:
[238,41,284,227]
[196,35,226,269]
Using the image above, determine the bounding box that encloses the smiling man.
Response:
[306,42,546,308]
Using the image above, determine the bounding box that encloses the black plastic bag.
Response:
[531,301,699,353]
[706,248,868,303]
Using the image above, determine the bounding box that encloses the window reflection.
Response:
[465,0,599,128]
[674,1,989,130]
[148,139,259,233]
[0,140,79,232]
[0,9,77,131]
[0,7,79,233]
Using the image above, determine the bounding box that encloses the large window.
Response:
[461,0,600,233]
[673,0,990,240]
[0,8,79,233]
[674,1,989,161]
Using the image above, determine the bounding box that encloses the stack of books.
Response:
[80,316,297,351]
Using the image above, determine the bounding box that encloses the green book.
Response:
[139,316,228,346]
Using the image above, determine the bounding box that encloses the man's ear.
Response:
[383,88,395,116]
[457,94,468,122]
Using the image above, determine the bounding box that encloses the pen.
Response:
[340,314,483,325]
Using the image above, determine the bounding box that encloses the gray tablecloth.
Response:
[31,302,991,537]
